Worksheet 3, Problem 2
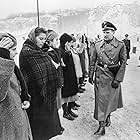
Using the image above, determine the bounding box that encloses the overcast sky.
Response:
[0,0,139,19]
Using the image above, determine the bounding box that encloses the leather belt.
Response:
[97,63,120,69]
[97,63,108,68]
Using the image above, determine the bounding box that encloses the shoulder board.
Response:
[118,40,123,43]
[115,38,123,43]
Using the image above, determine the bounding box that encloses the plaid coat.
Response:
[19,39,59,105]
[19,39,62,139]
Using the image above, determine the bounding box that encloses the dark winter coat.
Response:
[19,37,62,140]
[61,50,78,98]
[43,47,64,87]
[122,39,131,59]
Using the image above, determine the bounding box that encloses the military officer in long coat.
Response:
[122,34,131,64]
[89,21,127,135]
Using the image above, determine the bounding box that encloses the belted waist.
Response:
[97,63,120,68]
[97,63,120,76]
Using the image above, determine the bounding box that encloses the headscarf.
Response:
[28,28,37,44]
[59,33,73,56]
[59,33,73,47]
[46,29,58,41]
[28,27,47,46]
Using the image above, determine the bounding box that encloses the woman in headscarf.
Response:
[42,29,63,110]
[19,27,63,140]
[60,33,79,121]
[0,33,33,140]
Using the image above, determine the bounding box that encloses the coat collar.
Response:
[24,39,41,51]
[110,37,119,48]
[100,37,119,48]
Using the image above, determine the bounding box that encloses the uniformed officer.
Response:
[89,21,127,135]
[122,34,131,64]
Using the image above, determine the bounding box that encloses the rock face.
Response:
[1,2,140,38]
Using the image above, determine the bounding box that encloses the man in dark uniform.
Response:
[122,34,131,64]
[89,21,127,135]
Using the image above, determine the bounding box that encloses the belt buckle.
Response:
[104,64,107,68]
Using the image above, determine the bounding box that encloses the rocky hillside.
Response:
[1,2,140,40]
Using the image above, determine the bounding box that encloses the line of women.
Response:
[0,27,90,140]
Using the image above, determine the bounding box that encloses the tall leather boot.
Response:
[105,114,111,127]
[94,121,105,135]
[62,103,74,121]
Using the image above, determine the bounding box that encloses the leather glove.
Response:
[111,80,120,89]
[88,78,94,85]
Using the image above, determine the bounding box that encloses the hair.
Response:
[125,34,128,37]
[35,27,47,37]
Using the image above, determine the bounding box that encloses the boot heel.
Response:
[94,121,105,136]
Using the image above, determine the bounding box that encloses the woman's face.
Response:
[9,46,18,60]
[50,37,60,48]
[36,33,46,48]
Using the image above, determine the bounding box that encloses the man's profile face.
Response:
[103,30,114,41]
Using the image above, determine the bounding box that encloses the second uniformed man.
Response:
[89,21,127,135]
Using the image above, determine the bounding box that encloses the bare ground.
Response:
[50,53,140,140]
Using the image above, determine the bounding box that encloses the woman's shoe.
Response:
[74,102,80,107]
[63,112,74,121]
[61,127,65,132]
[69,110,78,118]
[94,121,105,136]
[58,130,63,135]
[105,115,111,127]
[72,106,79,110]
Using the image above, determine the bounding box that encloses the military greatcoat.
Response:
[89,37,127,122]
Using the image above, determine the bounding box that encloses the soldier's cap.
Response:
[102,21,117,31]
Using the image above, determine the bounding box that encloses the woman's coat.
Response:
[0,56,32,140]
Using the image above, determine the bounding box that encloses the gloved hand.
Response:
[111,80,120,89]
[88,78,94,85]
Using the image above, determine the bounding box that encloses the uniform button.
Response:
[100,57,102,59]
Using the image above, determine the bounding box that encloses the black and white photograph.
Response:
[0,0,140,139]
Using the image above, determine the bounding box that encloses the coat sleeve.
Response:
[88,45,97,79]
[14,65,31,102]
[115,43,127,82]
[0,56,15,102]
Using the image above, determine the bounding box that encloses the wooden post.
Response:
[37,0,40,27]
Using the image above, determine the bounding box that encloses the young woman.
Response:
[0,33,32,140]
[60,33,79,121]
[43,29,63,110]
[19,27,63,140]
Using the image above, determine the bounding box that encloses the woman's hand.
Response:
[22,101,30,109]
[0,37,13,49]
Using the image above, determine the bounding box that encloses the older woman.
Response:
[19,27,63,140]
[0,33,32,140]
